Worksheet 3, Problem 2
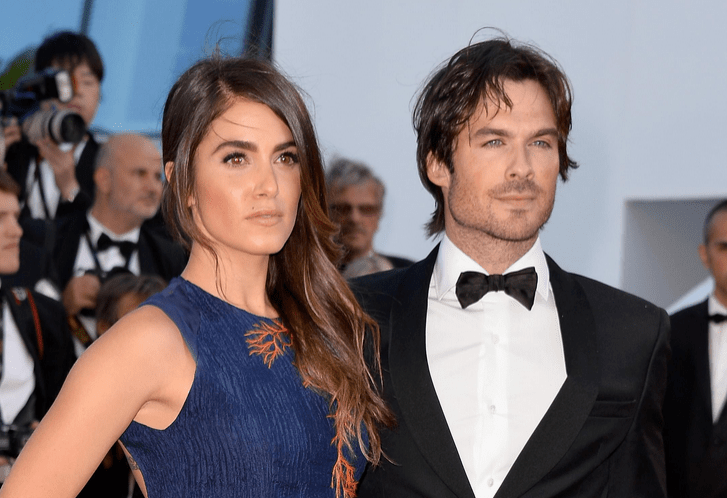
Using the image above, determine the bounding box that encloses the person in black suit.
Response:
[0,170,74,482]
[353,35,669,498]
[5,31,104,224]
[326,156,413,278]
[54,133,186,356]
[663,199,727,498]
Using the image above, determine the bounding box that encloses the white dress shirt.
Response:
[71,213,141,356]
[708,295,727,422]
[0,290,36,425]
[426,235,566,498]
[25,139,86,219]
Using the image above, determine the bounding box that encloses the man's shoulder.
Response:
[139,224,188,278]
[350,266,410,299]
[380,253,416,269]
[548,258,667,331]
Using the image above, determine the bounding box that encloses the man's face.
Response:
[50,61,101,126]
[428,79,560,248]
[0,190,23,275]
[105,139,163,227]
[329,181,382,260]
[700,210,727,306]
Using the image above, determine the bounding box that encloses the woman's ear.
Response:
[164,161,174,183]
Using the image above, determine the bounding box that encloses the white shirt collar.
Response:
[86,212,141,246]
[433,234,550,302]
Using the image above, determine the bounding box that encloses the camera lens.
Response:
[22,109,86,144]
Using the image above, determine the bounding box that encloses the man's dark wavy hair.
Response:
[413,34,579,236]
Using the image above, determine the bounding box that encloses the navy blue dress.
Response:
[119,278,366,497]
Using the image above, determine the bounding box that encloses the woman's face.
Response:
[188,99,302,260]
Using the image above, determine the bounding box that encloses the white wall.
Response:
[274,1,727,308]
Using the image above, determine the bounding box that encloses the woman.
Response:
[0,56,393,497]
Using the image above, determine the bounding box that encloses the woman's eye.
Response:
[223,152,246,165]
[279,151,300,165]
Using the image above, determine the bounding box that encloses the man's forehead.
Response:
[0,191,20,212]
[52,56,89,71]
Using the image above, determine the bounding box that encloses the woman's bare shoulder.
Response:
[82,304,190,377]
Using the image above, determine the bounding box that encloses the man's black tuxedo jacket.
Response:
[352,247,669,498]
[1,285,75,420]
[663,300,727,498]
[54,212,188,290]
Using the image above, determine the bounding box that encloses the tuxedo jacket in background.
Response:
[663,300,727,498]
[1,285,75,420]
[54,211,188,290]
[352,246,669,498]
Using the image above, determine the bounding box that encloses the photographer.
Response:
[4,31,103,223]
[54,133,186,357]
[0,170,74,482]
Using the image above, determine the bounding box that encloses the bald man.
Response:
[54,133,186,356]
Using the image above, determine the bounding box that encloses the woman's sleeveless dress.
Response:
[119,277,366,497]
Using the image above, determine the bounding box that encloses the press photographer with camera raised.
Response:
[4,31,103,225]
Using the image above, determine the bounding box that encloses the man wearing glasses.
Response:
[326,157,413,278]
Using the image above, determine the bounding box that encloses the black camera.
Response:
[0,69,86,144]
[0,424,34,459]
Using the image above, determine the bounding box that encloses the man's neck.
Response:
[714,289,727,310]
[89,205,141,236]
[445,228,537,274]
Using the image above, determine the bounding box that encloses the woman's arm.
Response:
[0,305,194,497]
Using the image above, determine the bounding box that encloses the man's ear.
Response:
[426,153,451,189]
[699,243,710,270]
[94,167,111,195]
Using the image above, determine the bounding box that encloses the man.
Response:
[0,170,74,481]
[663,199,727,497]
[326,157,412,278]
[5,31,104,224]
[354,36,669,498]
[55,133,186,356]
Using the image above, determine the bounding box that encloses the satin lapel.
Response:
[388,246,477,498]
[495,256,599,498]
[56,215,86,287]
[694,301,716,428]
[3,288,40,361]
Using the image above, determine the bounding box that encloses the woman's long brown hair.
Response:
[161,56,394,497]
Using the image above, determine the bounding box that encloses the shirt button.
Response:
[487,478,494,487]
[489,405,496,413]
[492,334,500,344]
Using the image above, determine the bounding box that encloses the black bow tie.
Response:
[96,233,138,261]
[710,314,727,324]
[455,267,538,310]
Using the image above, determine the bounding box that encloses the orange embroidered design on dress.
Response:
[245,319,290,368]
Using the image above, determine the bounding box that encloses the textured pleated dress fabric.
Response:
[119,277,366,497]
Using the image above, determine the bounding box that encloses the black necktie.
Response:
[455,267,538,310]
[710,314,727,324]
[96,233,138,262]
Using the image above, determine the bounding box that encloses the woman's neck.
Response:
[182,244,277,318]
